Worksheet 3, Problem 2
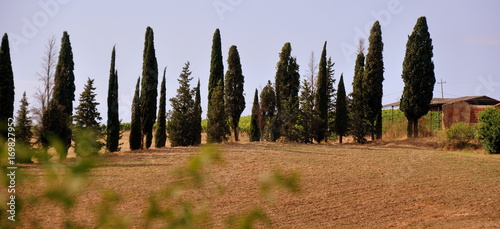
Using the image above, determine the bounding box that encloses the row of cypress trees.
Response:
[0,16,435,158]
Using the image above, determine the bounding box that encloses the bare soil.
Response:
[17,137,500,228]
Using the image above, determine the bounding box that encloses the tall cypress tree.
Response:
[130,77,142,150]
[194,79,202,145]
[260,80,276,141]
[73,78,102,157]
[15,92,33,163]
[140,26,158,149]
[298,79,316,143]
[207,28,229,143]
[249,89,261,142]
[400,16,435,138]
[0,33,15,143]
[106,46,120,152]
[275,42,300,141]
[225,45,245,141]
[45,31,75,159]
[155,68,167,148]
[363,21,385,140]
[168,62,197,146]
[326,57,336,142]
[350,40,367,144]
[335,74,348,143]
[314,41,328,143]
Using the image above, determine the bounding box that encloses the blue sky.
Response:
[1,0,500,122]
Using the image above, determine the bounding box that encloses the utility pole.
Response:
[437,78,446,98]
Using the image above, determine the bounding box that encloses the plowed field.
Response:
[19,141,500,228]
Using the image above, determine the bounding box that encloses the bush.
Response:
[477,108,500,154]
[446,122,476,148]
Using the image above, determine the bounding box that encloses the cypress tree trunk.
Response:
[413,119,419,138]
[407,118,414,138]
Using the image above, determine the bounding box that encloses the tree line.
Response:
[0,16,438,160]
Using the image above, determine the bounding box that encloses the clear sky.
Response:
[1,0,500,122]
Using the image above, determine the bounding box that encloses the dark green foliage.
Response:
[167,62,198,146]
[194,79,202,145]
[298,79,316,143]
[208,28,224,102]
[15,92,33,163]
[363,21,384,140]
[0,33,15,143]
[250,89,261,142]
[155,68,167,148]
[350,41,367,143]
[335,74,348,143]
[53,31,75,116]
[275,42,300,141]
[43,31,75,158]
[477,108,500,154]
[73,78,103,157]
[140,26,159,149]
[106,46,120,152]
[260,81,277,141]
[326,57,336,141]
[400,17,435,138]
[129,77,142,150]
[225,45,246,141]
[207,28,229,143]
[314,41,328,143]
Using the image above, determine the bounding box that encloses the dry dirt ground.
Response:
[17,137,500,228]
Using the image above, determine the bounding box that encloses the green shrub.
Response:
[446,122,476,148]
[477,108,500,154]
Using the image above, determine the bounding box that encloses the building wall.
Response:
[470,105,490,124]
[442,101,470,129]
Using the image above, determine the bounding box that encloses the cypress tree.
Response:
[140,26,158,149]
[225,45,246,141]
[298,79,316,143]
[350,40,367,144]
[73,78,103,157]
[249,89,261,142]
[130,77,142,150]
[45,31,75,159]
[155,68,167,148]
[314,41,328,143]
[335,74,348,143]
[106,46,120,152]
[194,79,202,145]
[15,92,33,163]
[260,80,277,141]
[168,62,197,146]
[275,42,300,141]
[325,57,336,141]
[0,33,15,143]
[363,21,385,140]
[400,16,435,138]
[207,28,229,143]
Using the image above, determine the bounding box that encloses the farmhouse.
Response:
[383,95,500,129]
